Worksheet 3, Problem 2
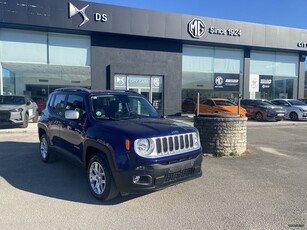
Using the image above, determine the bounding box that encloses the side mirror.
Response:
[65,110,80,120]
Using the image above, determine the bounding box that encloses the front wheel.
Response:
[289,112,298,121]
[87,155,119,201]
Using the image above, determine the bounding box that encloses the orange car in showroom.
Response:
[195,98,247,117]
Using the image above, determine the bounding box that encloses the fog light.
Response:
[132,175,152,185]
[133,176,141,184]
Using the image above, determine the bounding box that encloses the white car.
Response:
[271,99,307,121]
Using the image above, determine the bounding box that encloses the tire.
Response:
[289,112,298,121]
[21,113,29,128]
[39,134,56,163]
[87,155,119,201]
[255,112,263,121]
[32,111,39,123]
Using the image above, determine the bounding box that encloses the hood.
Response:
[0,104,23,111]
[258,105,284,110]
[94,118,196,139]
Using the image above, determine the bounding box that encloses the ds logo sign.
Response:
[188,18,206,39]
[68,2,107,27]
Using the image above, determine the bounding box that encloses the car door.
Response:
[48,94,67,147]
[60,94,86,161]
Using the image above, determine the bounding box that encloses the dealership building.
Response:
[0,0,307,115]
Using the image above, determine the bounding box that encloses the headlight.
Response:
[134,138,155,157]
[192,132,201,148]
[9,108,23,112]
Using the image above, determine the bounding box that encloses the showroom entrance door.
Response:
[114,74,163,114]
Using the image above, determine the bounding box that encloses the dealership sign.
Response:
[249,75,273,92]
[259,75,273,92]
[68,2,107,27]
[188,18,242,39]
[213,73,240,91]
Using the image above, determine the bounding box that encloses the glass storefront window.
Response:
[250,51,299,99]
[182,46,243,113]
[0,29,91,102]
[114,75,163,114]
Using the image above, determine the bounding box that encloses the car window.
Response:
[51,94,66,116]
[91,95,159,120]
[214,100,236,106]
[0,96,25,105]
[288,100,306,106]
[201,100,215,106]
[66,95,85,119]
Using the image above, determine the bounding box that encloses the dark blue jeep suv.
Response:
[38,88,203,201]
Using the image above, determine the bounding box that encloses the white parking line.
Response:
[258,147,292,158]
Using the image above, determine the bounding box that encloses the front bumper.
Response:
[113,153,203,194]
[265,111,285,121]
[0,111,23,125]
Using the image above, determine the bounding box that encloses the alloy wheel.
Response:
[89,161,106,195]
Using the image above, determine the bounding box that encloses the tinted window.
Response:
[91,95,159,120]
[0,96,25,105]
[288,100,306,106]
[214,100,236,106]
[66,95,85,119]
[201,100,215,106]
[51,94,66,116]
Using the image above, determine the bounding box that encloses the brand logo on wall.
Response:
[68,2,108,27]
[214,73,240,91]
[69,2,90,27]
[188,18,206,38]
[215,76,224,86]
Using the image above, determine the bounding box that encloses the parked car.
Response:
[240,99,286,121]
[271,99,307,121]
[182,98,196,113]
[32,96,47,114]
[38,87,203,201]
[0,95,39,128]
[195,98,246,117]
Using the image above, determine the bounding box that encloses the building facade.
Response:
[0,0,306,115]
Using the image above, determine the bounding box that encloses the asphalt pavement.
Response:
[0,120,306,229]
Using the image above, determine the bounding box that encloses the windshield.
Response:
[91,95,160,120]
[288,100,306,106]
[214,100,236,106]
[256,100,274,106]
[0,96,25,105]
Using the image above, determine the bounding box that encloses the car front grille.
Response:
[0,111,10,121]
[154,133,196,156]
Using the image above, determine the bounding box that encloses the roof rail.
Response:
[54,87,90,92]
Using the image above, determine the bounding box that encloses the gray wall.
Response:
[91,34,182,115]
[2,0,307,52]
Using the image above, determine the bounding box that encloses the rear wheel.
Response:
[39,134,56,162]
[289,112,298,121]
[255,112,263,121]
[87,155,119,201]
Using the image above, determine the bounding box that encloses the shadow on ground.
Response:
[0,141,144,205]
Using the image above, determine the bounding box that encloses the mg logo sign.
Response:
[188,18,206,38]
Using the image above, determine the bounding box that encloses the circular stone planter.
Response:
[194,114,247,156]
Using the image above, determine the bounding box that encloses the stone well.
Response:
[194,114,247,156]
